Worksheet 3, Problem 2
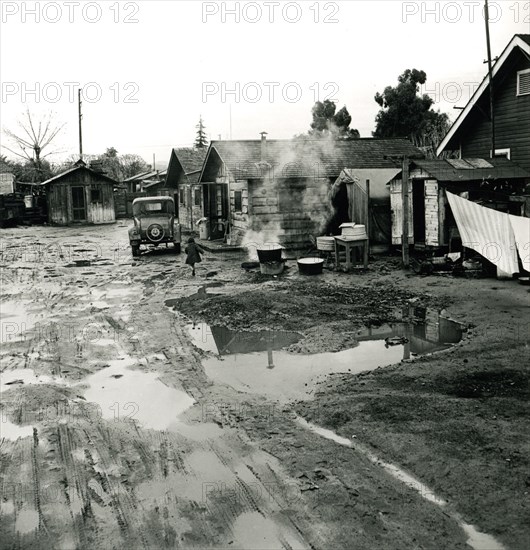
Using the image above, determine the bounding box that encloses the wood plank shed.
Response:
[390,157,530,249]
[333,168,402,249]
[42,160,117,225]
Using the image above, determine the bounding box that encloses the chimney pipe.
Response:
[260,131,268,161]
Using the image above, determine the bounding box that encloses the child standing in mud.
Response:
[185,237,202,276]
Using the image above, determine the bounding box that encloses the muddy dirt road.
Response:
[0,223,526,549]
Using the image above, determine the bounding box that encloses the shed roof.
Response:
[412,157,530,182]
[201,138,422,181]
[41,165,117,186]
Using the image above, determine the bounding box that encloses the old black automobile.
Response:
[129,197,181,257]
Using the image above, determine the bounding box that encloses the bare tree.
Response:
[2,109,65,182]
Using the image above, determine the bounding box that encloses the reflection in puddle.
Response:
[82,358,195,430]
[188,309,462,402]
[188,323,301,355]
[201,339,404,401]
[297,417,505,550]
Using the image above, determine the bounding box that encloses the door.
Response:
[205,184,228,240]
[71,186,87,222]
[412,180,425,244]
[390,179,413,245]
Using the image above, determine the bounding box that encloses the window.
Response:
[194,187,201,206]
[179,187,185,205]
[517,69,530,96]
[234,190,242,212]
[492,148,511,159]
[132,200,174,217]
[91,187,102,202]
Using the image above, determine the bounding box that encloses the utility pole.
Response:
[484,0,495,156]
[229,104,232,140]
[402,157,410,268]
[78,88,83,159]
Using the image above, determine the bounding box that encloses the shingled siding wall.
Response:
[244,178,331,248]
[424,179,439,246]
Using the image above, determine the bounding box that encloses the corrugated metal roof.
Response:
[413,157,530,182]
[202,138,422,181]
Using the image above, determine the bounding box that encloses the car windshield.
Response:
[133,200,174,216]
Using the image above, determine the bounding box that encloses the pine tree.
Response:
[194,116,208,149]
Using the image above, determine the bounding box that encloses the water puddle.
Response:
[83,285,136,311]
[0,368,67,392]
[0,419,34,441]
[188,310,462,402]
[296,417,505,550]
[0,300,39,343]
[231,511,308,550]
[15,508,40,535]
[188,324,301,355]
[81,357,195,430]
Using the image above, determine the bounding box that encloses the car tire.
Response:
[147,224,164,242]
[173,243,181,254]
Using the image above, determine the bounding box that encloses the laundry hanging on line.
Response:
[446,191,520,275]
[509,214,530,272]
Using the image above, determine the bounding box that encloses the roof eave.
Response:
[437,35,530,156]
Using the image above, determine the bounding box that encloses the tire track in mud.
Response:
[1,229,317,549]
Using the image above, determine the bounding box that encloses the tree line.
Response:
[1,68,452,183]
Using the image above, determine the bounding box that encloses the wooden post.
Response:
[402,157,410,268]
[78,89,83,160]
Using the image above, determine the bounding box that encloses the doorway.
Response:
[71,186,87,222]
[412,180,425,244]
[204,184,228,240]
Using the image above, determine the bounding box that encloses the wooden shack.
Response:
[199,136,421,247]
[390,157,530,249]
[165,148,208,230]
[43,160,116,225]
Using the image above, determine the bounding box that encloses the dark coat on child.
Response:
[185,243,202,266]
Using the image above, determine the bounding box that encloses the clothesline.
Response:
[446,191,530,275]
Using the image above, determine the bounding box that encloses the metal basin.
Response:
[297,257,324,275]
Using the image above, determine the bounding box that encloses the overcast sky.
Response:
[1,0,528,168]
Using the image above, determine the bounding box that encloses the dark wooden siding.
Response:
[459,51,530,171]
